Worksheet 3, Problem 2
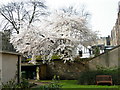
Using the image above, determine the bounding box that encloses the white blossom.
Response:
[10,10,97,64]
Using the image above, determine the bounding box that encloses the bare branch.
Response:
[0,0,47,34]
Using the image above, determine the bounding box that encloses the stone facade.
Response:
[94,36,111,46]
[111,21,120,46]
[46,61,88,80]
[111,26,118,46]
[111,2,120,46]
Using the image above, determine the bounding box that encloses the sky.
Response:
[0,0,119,37]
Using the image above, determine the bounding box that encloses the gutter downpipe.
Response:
[17,55,21,83]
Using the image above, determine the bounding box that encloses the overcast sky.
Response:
[0,0,119,37]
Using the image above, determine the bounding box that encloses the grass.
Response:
[39,80,120,90]
[38,80,51,82]
[59,80,119,89]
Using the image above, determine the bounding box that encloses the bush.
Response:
[18,78,31,88]
[78,67,120,85]
[2,79,19,89]
[2,78,34,89]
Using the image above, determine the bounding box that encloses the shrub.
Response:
[2,78,34,89]
[2,79,19,89]
[18,78,31,88]
[78,67,120,85]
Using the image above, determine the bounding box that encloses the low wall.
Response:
[46,46,120,80]
[46,61,87,80]
[21,46,120,80]
[88,45,120,70]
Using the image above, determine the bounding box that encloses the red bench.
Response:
[96,75,113,85]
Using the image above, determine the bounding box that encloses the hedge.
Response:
[78,67,120,85]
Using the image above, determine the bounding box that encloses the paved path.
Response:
[29,80,50,88]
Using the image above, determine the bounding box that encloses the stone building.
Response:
[94,36,111,46]
[0,51,21,87]
[111,2,120,46]
[0,31,21,88]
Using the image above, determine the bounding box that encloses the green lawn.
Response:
[59,80,119,89]
[38,80,120,90]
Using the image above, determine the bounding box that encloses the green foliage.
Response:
[39,82,62,90]
[26,56,42,61]
[74,56,92,62]
[2,79,19,89]
[2,78,33,89]
[18,78,31,88]
[93,46,100,56]
[39,75,62,90]
[51,55,61,60]
[78,67,120,85]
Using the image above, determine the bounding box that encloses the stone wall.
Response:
[88,45,120,70]
[21,46,120,80]
[45,46,120,80]
[46,61,88,80]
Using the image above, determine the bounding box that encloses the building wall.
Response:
[0,53,2,88]
[88,46,120,70]
[91,36,110,47]
[111,24,120,46]
[111,3,120,46]
[96,37,106,45]
[2,53,18,83]
[111,26,117,46]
